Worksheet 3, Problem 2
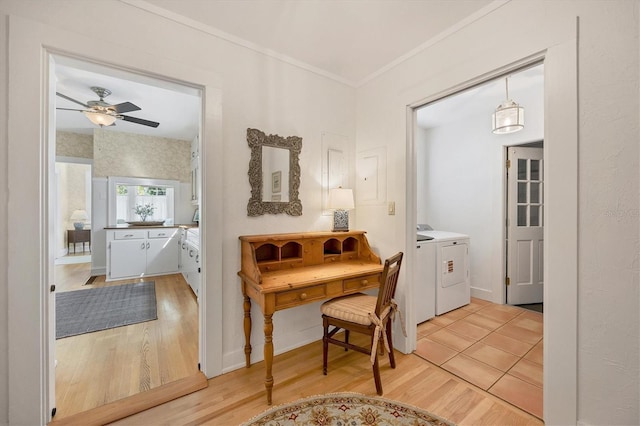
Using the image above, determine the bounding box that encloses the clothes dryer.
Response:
[417,230,470,316]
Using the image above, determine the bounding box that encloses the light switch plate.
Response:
[388,201,395,215]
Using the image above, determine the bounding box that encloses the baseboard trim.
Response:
[90,267,106,276]
[49,371,208,425]
[470,286,493,302]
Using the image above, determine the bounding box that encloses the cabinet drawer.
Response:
[148,229,178,239]
[343,274,380,292]
[113,230,146,240]
[276,286,326,308]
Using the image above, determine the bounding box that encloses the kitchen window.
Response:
[108,176,178,225]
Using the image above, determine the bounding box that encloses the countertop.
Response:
[104,223,198,230]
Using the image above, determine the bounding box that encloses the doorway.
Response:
[411,63,545,415]
[54,160,92,267]
[51,55,203,419]
[414,63,544,306]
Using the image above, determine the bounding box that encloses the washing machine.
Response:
[415,234,436,323]
[416,229,470,317]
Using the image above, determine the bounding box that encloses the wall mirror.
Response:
[247,128,302,216]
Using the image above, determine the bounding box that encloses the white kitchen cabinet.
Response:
[180,228,200,300]
[107,228,180,281]
[147,237,180,275]
[191,135,200,205]
[109,239,147,279]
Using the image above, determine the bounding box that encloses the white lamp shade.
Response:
[83,110,117,127]
[70,209,88,221]
[492,100,524,134]
[328,188,354,210]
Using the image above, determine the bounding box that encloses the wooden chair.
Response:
[321,252,404,395]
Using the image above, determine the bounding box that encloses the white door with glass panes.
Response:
[506,146,544,305]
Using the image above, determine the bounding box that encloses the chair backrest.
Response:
[374,252,404,316]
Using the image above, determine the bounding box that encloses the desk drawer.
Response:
[343,274,380,292]
[276,286,326,308]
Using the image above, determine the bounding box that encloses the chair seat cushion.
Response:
[321,293,377,326]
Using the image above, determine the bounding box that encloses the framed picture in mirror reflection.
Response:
[272,170,282,194]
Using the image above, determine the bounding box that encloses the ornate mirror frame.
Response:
[247,128,303,216]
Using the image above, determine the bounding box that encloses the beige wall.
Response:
[56,131,93,158]
[93,129,190,182]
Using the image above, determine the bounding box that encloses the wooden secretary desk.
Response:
[238,230,383,404]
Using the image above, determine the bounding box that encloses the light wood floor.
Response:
[54,262,199,419]
[56,262,541,425]
[110,329,543,425]
[416,298,543,418]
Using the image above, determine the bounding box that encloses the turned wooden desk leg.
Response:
[242,283,252,368]
[264,313,274,405]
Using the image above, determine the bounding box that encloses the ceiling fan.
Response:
[56,86,160,128]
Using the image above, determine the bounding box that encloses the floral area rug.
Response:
[242,392,455,426]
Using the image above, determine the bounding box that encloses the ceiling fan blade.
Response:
[112,102,141,114]
[56,92,89,108]
[120,115,160,128]
[56,107,85,112]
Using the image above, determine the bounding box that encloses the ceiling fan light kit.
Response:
[492,77,524,134]
[56,86,160,128]
[83,109,118,127]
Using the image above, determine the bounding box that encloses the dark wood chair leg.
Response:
[385,319,396,368]
[322,316,329,375]
[371,336,383,395]
[344,329,350,351]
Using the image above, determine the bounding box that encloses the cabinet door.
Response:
[110,239,147,279]
[191,159,200,204]
[147,237,179,275]
[191,135,200,205]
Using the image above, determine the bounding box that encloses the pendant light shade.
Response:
[492,77,524,134]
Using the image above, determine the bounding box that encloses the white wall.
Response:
[355,1,638,425]
[416,78,544,301]
[0,1,638,425]
[0,1,355,424]
[0,10,8,426]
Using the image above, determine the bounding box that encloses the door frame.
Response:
[47,53,212,418]
[405,40,578,424]
[7,16,224,425]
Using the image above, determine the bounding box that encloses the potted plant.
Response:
[133,203,156,222]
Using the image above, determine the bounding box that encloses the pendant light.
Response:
[492,77,524,134]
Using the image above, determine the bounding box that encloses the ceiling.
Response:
[136,0,497,85]
[55,0,511,139]
[55,56,202,141]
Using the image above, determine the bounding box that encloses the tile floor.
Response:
[414,297,543,418]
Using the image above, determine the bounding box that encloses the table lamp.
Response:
[328,187,354,232]
[70,210,88,230]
